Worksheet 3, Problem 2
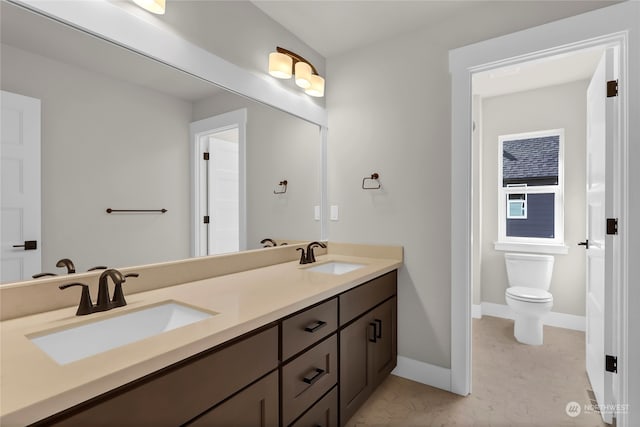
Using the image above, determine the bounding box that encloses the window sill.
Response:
[494,241,569,255]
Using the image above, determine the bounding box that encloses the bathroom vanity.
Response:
[0,243,401,427]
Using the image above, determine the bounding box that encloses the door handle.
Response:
[578,239,589,249]
[302,368,325,385]
[369,322,377,343]
[12,240,37,250]
[374,319,383,339]
[304,320,327,333]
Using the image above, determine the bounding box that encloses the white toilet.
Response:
[504,253,554,345]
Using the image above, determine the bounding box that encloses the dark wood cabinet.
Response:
[290,386,338,427]
[339,272,397,426]
[39,326,278,427]
[187,371,279,427]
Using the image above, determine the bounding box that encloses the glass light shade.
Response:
[269,52,292,79]
[132,0,166,14]
[294,62,312,89]
[305,74,325,97]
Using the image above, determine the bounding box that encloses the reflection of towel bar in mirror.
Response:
[362,173,381,190]
[274,180,288,194]
[106,209,168,214]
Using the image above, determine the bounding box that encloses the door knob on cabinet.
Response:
[578,240,589,249]
[12,240,37,250]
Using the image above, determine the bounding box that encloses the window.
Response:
[497,129,564,247]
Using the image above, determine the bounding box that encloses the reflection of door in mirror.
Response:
[191,109,247,256]
[1,90,42,282]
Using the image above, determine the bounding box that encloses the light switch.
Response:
[330,205,339,221]
[314,205,320,221]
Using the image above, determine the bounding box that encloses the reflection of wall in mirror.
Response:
[0,43,320,274]
[193,92,321,250]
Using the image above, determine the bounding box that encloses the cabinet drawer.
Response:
[340,270,397,326]
[47,326,278,426]
[188,371,278,427]
[282,335,338,426]
[290,386,338,427]
[282,298,337,361]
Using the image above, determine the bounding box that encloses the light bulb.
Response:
[305,74,325,97]
[268,52,292,79]
[294,62,312,89]
[132,0,166,15]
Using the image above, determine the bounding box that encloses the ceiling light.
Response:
[268,46,324,98]
[132,0,166,14]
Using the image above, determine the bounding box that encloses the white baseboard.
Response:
[472,304,482,319]
[478,301,585,331]
[392,356,451,392]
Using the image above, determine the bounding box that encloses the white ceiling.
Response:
[251,1,618,59]
[473,46,605,98]
[252,0,485,58]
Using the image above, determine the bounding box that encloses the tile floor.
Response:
[346,316,607,427]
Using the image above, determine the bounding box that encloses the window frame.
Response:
[497,129,565,247]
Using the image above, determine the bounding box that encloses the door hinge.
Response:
[607,80,618,98]
[606,355,617,373]
[203,215,210,224]
[607,218,618,235]
[203,152,210,161]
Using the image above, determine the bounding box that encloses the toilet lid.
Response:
[506,286,553,303]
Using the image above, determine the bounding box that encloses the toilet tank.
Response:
[504,253,554,290]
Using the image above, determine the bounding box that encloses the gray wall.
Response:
[325,2,610,369]
[1,44,193,272]
[479,80,588,316]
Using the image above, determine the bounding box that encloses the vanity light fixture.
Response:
[132,0,166,15]
[268,47,325,98]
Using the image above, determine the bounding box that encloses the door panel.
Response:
[585,49,615,424]
[1,90,41,282]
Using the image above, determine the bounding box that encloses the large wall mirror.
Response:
[0,1,323,283]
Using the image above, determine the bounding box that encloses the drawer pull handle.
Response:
[304,320,327,333]
[369,322,377,343]
[374,319,383,339]
[303,368,325,385]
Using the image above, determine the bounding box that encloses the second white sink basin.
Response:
[306,261,365,275]
[29,301,215,365]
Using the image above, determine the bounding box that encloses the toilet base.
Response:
[514,315,543,345]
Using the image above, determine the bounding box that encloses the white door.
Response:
[1,90,42,283]
[190,109,246,257]
[585,49,616,424]
[207,133,239,255]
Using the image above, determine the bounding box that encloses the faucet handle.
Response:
[87,265,108,271]
[111,272,139,308]
[59,283,94,316]
[32,272,57,279]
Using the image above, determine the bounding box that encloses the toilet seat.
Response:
[506,286,553,303]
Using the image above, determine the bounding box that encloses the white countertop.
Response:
[0,253,401,426]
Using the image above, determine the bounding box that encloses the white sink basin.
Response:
[305,261,365,275]
[29,302,215,365]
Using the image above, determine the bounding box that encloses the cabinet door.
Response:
[339,314,374,426]
[290,386,338,427]
[370,297,397,387]
[188,371,278,427]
